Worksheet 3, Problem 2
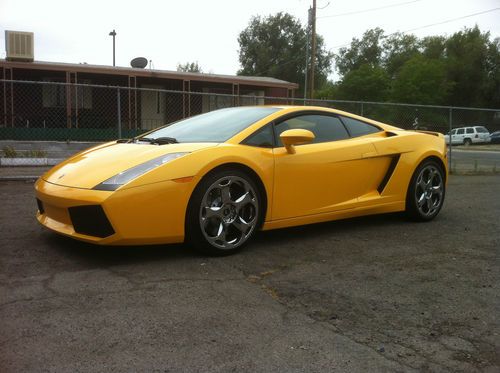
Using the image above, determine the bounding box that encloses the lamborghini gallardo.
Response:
[35,106,448,255]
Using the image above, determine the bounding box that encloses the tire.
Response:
[406,159,445,221]
[185,169,262,256]
[464,138,472,146]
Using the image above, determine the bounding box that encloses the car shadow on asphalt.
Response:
[43,212,407,266]
[254,212,406,245]
[44,233,196,266]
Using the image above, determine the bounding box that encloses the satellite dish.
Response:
[130,57,148,69]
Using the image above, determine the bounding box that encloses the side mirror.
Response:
[280,129,315,154]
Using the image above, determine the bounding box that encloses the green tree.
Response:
[391,55,452,105]
[484,37,500,108]
[445,26,496,107]
[335,28,384,76]
[237,12,332,96]
[337,64,391,101]
[382,32,421,77]
[421,36,446,60]
[177,61,203,73]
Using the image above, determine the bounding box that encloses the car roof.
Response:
[453,126,488,130]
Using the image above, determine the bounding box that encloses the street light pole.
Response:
[109,29,116,66]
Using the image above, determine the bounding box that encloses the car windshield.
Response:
[140,107,280,143]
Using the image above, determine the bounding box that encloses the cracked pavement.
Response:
[0,175,499,372]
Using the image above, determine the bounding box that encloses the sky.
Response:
[1,0,499,81]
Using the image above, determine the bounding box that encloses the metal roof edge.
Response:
[0,60,299,89]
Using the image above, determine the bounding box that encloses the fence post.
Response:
[448,108,452,172]
[117,87,122,138]
[361,102,364,116]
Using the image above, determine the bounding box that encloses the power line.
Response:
[318,0,422,19]
[329,7,500,50]
[391,7,500,35]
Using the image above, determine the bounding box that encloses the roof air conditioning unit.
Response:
[5,30,34,62]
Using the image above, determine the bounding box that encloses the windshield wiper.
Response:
[134,137,179,145]
[150,137,179,145]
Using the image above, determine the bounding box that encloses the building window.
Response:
[42,79,92,109]
[202,88,233,113]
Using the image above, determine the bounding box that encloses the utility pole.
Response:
[109,29,116,66]
[304,7,312,100]
[309,0,317,99]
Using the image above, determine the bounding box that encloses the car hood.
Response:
[42,142,218,189]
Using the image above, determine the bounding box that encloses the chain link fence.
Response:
[1,80,499,172]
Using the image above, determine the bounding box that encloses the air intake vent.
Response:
[5,30,34,61]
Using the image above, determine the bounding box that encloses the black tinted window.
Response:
[243,124,274,148]
[457,129,464,134]
[341,116,381,137]
[275,115,349,145]
[466,128,474,134]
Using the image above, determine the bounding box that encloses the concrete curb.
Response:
[0,158,64,166]
[451,145,500,152]
[0,175,40,181]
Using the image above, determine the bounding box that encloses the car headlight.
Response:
[93,152,189,191]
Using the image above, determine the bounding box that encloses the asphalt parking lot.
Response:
[0,175,499,372]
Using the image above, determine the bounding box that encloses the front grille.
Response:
[68,205,115,238]
[36,198,45,214]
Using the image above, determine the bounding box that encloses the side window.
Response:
[243,124,274,148]
[451,129,457,135]
[340,116,381,137]
[466,128,474,134]
[275,115,349,145]
[457,129,465,135]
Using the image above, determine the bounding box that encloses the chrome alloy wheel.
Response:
[199,176,259,250]
[414,165,444,217]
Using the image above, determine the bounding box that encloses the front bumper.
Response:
[35,178,194,245]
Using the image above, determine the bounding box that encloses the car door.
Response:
[448,129,457,144]
[455,128,465,144]
[465,127,475,143]
[271,113,386,220]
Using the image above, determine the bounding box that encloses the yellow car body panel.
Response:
[35,106,448,246]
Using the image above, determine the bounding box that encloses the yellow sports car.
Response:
[35,106,448,255]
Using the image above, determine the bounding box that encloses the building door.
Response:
[141,85,166,130]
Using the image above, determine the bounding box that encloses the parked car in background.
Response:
[445,126,491,145]
[490,131,500,144]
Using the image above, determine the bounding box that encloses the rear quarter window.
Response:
[340,116,381,137]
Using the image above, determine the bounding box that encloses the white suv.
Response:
[445,126,491,145]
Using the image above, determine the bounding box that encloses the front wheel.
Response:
[186,169,261,256]
[406,160,445,221]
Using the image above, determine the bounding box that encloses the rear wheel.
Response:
[186,169,261,256]
[406,160,445,221]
